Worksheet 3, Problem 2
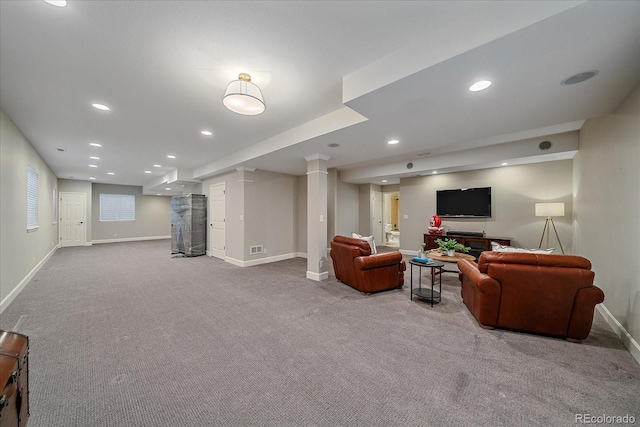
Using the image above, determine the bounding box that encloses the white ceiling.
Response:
[1,1,639,194]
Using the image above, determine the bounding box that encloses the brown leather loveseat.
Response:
[458,252,604,341]
[330,235,406,294]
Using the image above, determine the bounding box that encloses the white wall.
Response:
[573,85,640,362]
[296,175,307,255]
[1,109,58,314]
[399,161,574,253]
[243,169,297,261]
[91,183,171,243]
[201,169,298,264]
[327,169,359,242]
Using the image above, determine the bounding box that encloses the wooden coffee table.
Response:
[427,250,476,274]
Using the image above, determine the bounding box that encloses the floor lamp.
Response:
[535,202,565,254]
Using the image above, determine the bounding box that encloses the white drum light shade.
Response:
[535,202,565,217]
[223,73,265,115]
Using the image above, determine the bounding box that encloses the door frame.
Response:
[209,183,226,260]
[59,192,88,247]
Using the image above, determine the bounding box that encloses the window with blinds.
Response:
[27,165,38,230]
[100,194,135,221]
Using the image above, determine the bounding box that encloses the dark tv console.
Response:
[447,230,485,237]
[423,233,512,259]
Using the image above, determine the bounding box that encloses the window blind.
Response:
[100,194,135,221]
[27,165,38,229]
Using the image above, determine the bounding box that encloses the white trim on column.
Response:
[306,271,329,281]
[304,153,331,162]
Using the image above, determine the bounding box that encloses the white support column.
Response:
[305,154,330,281]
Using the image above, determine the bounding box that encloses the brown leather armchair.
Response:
[458,252,604,341]
[330,235,406,294]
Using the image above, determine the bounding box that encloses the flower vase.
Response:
[418,251,425,259]
[447,249,455,257]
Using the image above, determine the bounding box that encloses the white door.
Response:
[372,191,383,245]
[209,183,226,259]
[59,192,86,247]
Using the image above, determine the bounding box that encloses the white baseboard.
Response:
[400,249,419,256]
[296,252,307,258]
[92,235,170,244]
[225,252,301,268]
[306,270,329,281]
[1,245,57,314]
[597,304,640,366]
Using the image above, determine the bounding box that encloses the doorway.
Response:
[383,192,400,247]
[59,192,87,247]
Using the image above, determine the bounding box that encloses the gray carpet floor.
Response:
[1,240,638,427]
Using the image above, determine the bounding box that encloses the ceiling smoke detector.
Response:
[406,162,413,169]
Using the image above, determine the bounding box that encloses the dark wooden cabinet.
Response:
[423,234,512,259]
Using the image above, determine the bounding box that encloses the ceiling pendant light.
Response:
[223,73,265,116]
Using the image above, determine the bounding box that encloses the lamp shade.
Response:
[535,202,565,217]
[223,73,265,116]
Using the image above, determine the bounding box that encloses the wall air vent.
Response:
[250,245,263,255]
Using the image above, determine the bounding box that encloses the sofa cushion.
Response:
[478,251,592,273]
[333,235,371,256]
[491,241,554,254]
[352,233,377,254]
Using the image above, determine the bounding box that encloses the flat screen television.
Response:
[436,187,491,218]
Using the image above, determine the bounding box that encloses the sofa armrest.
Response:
[355,252,403,271]
[458,259,501,298]
[458,259,502,327]
[566,285,605,340]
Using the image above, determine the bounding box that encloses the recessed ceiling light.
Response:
[157,194,162,196]
[107,172,115,175]
[387,139,400,145]
[56,148,65,152]
[201,130,213,136]
[44,0,67,7]
[153,164,161,168]
[145,171,152,174]
[90,156,100,160]
[382,180,388,183]
[469,80,492,92]
[89,142,102,147]
[89,164,98,168]
[92,103,110,111]
[89,177,96,180]
[501,162,508,166]
[167,155,176,159]
[327,143,340,148]
[432,171,438,174]
[561,70,598,85]
[165,187,171,191]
